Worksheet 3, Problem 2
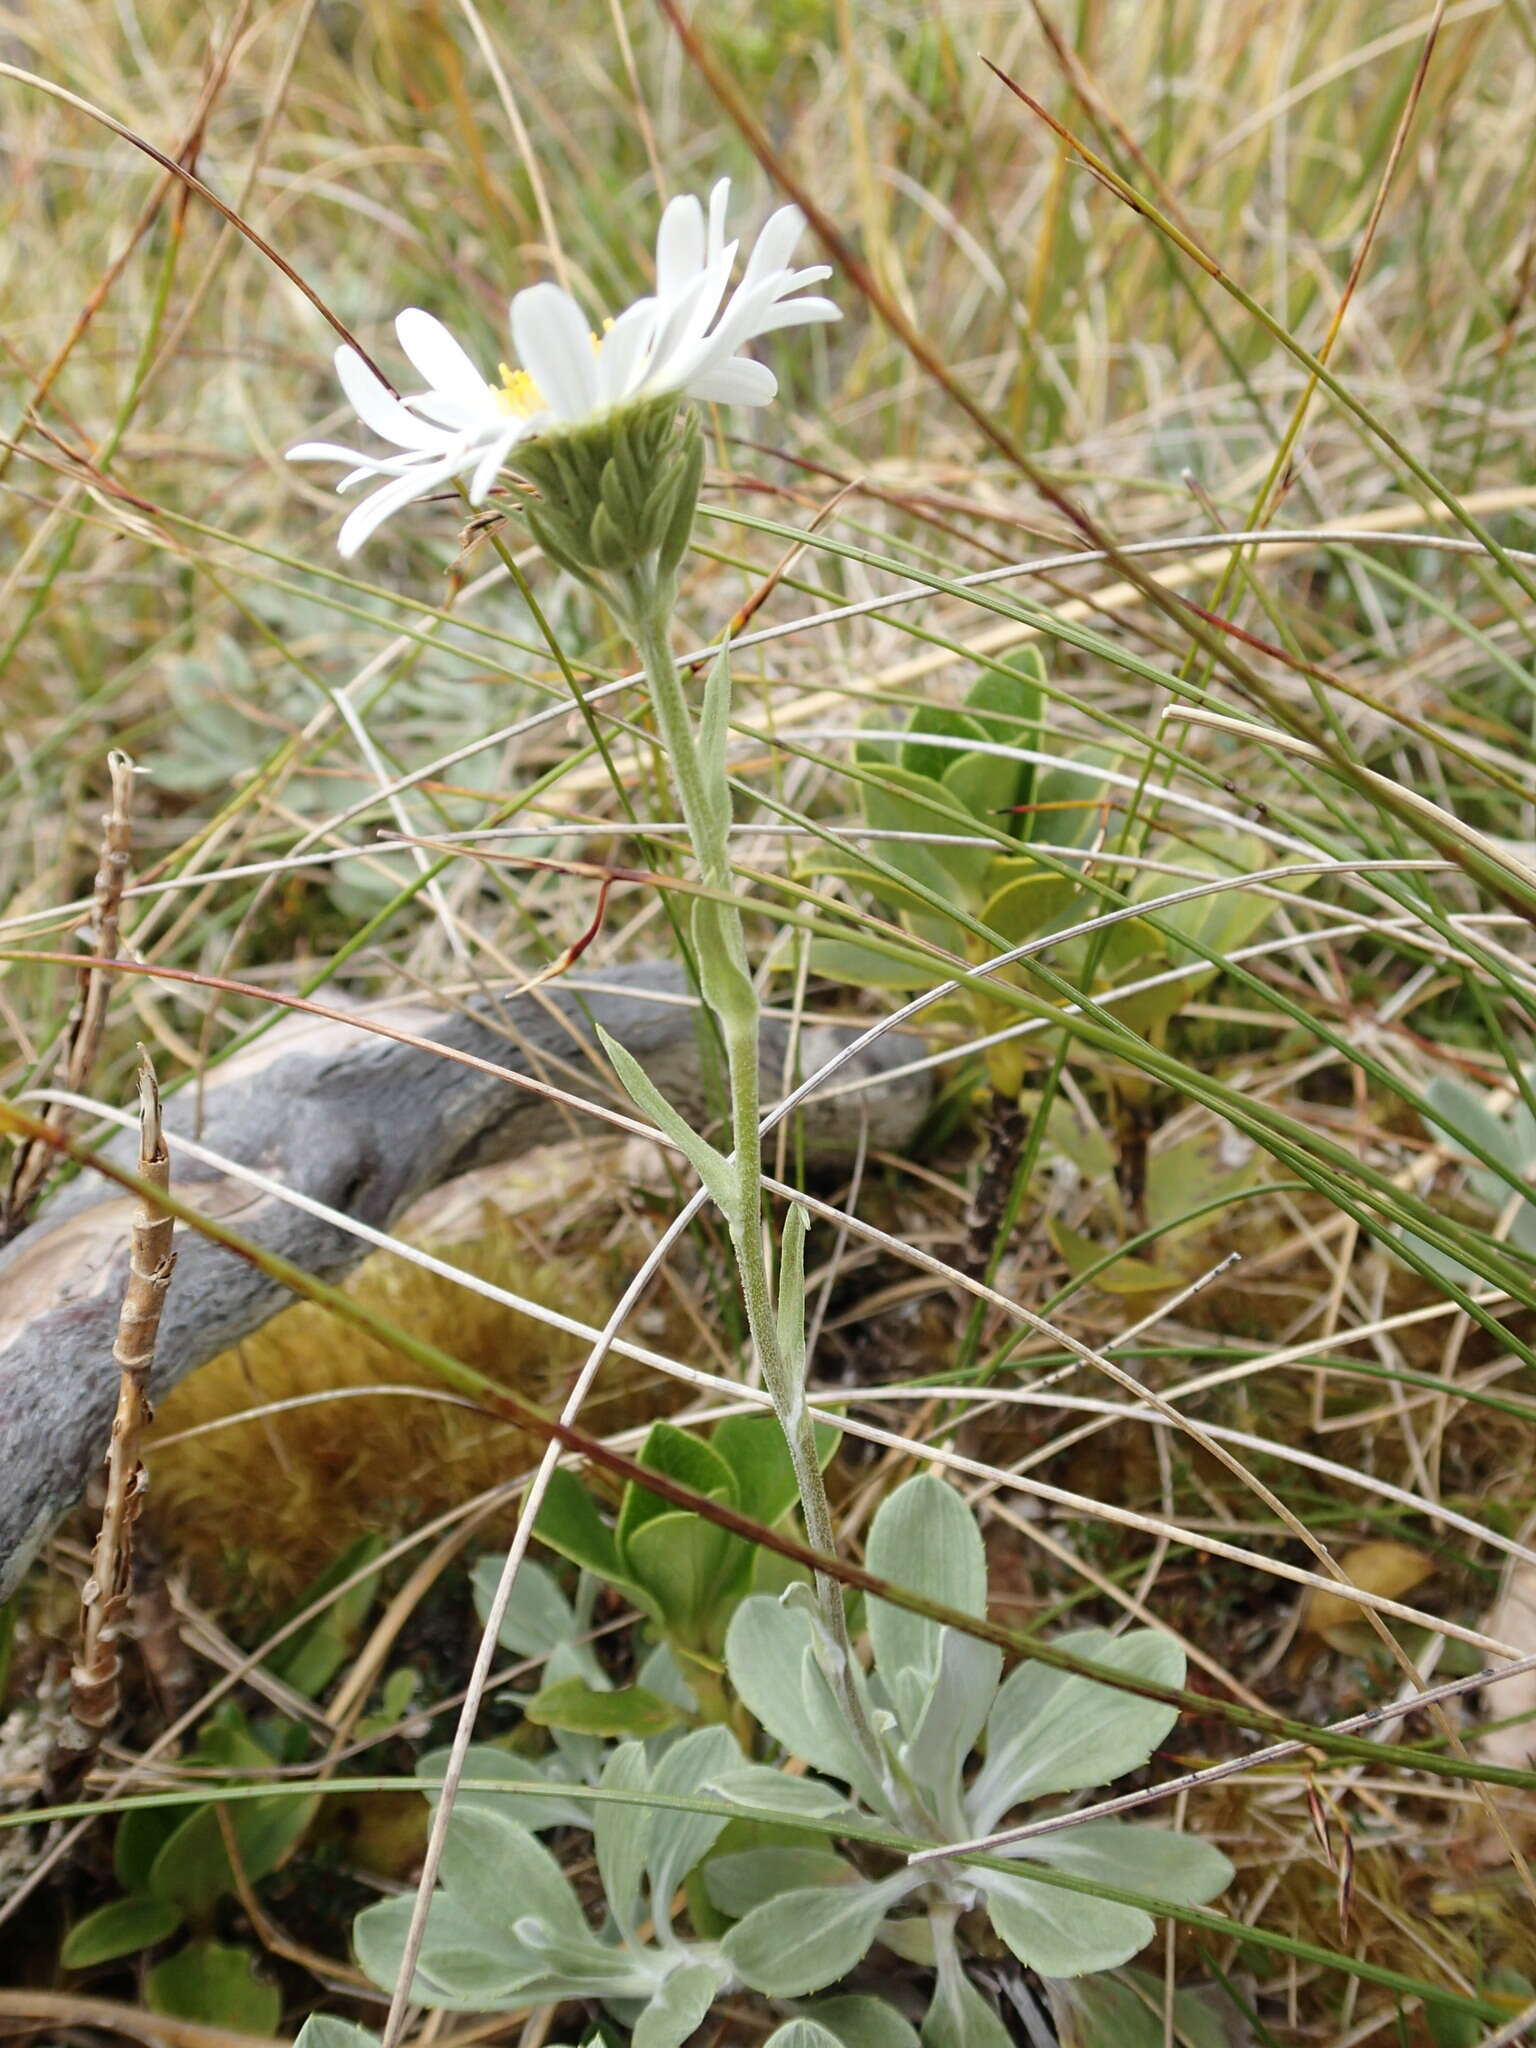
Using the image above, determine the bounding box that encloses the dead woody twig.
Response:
[2,749,136,1241]
[48,1050,176,1794]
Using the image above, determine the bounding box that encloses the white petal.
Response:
[658,294,764,394]
[395,309,493,409]
[286,439,380,467]
[510,283,600,422]
[642,252,736,393]
[691,269,834,375]
[467,423,526,504]
[706,179,731,266]
[655,190,706,297]
[292,443,443,488]
[685,357,778,405]
[746,294,842,335]
[409,392,494,430]
[334,345,443,450]
[739,204,808,291]
[686,275,785,367]
[337,468,446,556]
[350,448,447,478]
[594,297,660,406]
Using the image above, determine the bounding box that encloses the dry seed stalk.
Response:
[962,1089,1030,1282]
[49,1051,175,1788]
[3,750,136,1239]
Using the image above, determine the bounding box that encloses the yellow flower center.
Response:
[496,363,545,419]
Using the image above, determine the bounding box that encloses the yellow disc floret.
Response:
[496,362,545,419]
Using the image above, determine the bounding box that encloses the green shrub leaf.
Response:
[807,1994,922,2048]
[146,1940,281,2033]
[62,1894,184,1969]
[525,1675,687,1739]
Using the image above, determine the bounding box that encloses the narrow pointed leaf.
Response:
[597,1024,736,1218]
[692,895,759,1042]
[777,1202,809,1403]
[904,1625,1002,1796]
[696,638,734,843]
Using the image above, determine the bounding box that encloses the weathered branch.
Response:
[0,964,928,1597]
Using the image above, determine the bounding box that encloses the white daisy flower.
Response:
[288,178,838,558]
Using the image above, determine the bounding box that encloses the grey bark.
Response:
[0,964,927,1598]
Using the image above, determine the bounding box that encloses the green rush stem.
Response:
[623,566,882,1771]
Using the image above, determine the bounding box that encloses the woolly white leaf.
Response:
[968,1629,1184,1831]
[866,1476,988,1734]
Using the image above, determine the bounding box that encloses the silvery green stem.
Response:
[620,564,874,1749]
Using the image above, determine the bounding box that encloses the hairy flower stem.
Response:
[622,567,876,1757]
